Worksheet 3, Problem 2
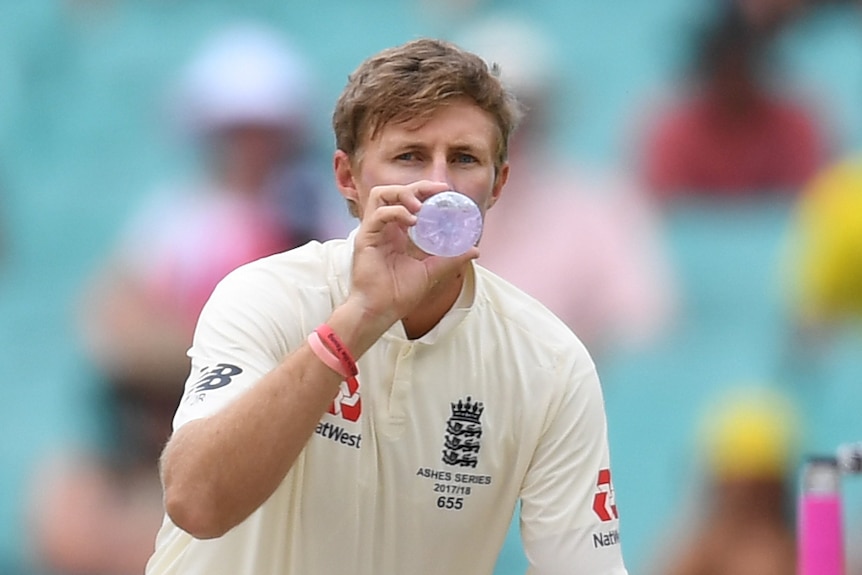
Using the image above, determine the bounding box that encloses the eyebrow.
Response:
[385,139,489,156]
[449,143,483,154]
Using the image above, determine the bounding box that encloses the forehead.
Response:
[366,100,500,153]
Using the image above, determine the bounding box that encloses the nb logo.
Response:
[192,363,243,393]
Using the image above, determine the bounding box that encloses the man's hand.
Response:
[347,180,479,327]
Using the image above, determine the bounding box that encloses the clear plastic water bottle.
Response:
[408,191,483,257]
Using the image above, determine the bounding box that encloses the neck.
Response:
[401,266,469,340]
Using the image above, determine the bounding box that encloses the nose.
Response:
[429,156,453,190]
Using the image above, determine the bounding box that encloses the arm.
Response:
[161,300,386,539]
[519,358,628,575]
[161,181,477,539]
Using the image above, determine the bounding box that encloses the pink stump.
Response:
[799,457,844,575]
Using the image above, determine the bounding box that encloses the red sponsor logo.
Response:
[328,377,361,422]
[592,468,618,522]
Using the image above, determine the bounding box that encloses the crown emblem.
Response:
[443,395,485,468]
[450,396,484,424]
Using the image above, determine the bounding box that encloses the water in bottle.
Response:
[408,191,483,257]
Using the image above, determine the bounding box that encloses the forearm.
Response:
[161,301,392,538]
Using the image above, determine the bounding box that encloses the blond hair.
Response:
[333,38,522,172]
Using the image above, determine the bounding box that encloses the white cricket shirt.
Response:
[146,235,628,575]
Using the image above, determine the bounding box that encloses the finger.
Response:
[369,181,450,213]
[412,180,454,203]
[361,204,417,236]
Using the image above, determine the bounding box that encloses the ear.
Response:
[486,162,509,210]
[333,149,359,207]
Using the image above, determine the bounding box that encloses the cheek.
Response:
[454,170,497,207]
[358,162,413,189]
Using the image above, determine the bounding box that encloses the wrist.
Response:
[314,325,358,378]
[326,297,397,359]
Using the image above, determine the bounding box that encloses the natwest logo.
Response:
[592,468,618,522]
[328,377,361,422]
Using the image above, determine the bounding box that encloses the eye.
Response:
[453,153,478,164]
[396,151,419,161]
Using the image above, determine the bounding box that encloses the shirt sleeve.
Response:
[519,357,628,574]
[171,264,305,430]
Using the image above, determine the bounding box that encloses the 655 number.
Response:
[436,496,464,510]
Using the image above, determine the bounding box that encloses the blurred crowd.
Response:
[3,0,862,573]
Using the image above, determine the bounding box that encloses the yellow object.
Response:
[791,158,862,323]
[701,387,800,481]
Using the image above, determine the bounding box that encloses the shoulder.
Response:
[473,265,594,370]
[201,238,349,326]
[220,238,346,291]
[188,238,351,363]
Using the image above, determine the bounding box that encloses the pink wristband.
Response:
[307,331,350,378]
[315,324,358,377]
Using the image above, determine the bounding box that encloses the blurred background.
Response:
[2,0,862,573]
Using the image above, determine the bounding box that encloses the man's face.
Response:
[336,98,508,221]
[215,123,288,181]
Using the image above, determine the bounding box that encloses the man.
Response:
[146,38,628,575]
[645,387,799,575]
[639,7,826,200]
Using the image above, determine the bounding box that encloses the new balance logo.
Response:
[192,363,243,393]
[184,363,243,405]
